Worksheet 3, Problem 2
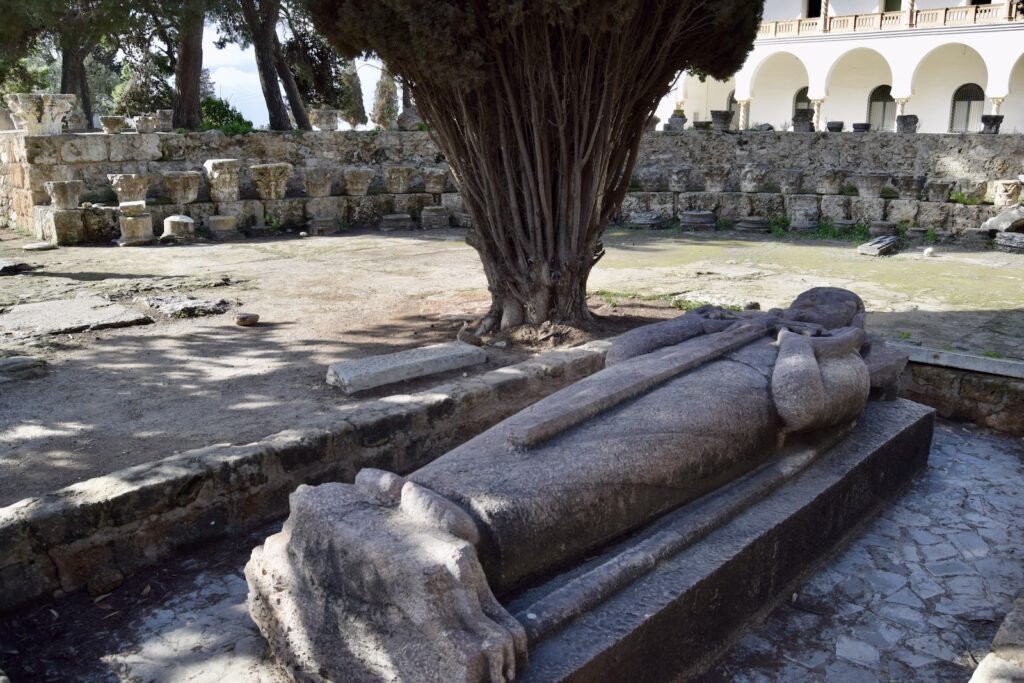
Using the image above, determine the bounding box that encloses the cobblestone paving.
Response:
[702,422,1024,682]
[1,421,1020,682]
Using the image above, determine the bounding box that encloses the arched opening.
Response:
[1000,53,1024,133]
[727,90,738,130]
[749,52,809,130]
[911,43,987,133]
[869,85,897,132]
[950,83,985,132]
[824,48,894,128]
[794,87,812,116]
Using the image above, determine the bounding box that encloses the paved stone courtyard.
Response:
[1,419,1019,682]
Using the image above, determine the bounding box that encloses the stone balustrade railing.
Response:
[757,2,1018,38]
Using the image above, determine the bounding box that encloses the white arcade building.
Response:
[658,1,1024,133]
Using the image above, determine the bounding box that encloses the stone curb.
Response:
[0,341,610,613]
[892,343,1024,380]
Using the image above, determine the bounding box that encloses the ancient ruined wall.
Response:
[2,128,1022,236]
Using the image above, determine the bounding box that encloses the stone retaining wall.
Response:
[901,363,1024,434]
[0,342,609,612]
[3,129,1022,237]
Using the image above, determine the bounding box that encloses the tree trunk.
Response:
[239,0,291,131]
[273,34,311,131]
[173,4,205,130]
[60,46,93,127]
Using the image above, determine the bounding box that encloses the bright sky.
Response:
[203,29,385,129]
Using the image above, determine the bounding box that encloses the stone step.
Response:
[326,341,487,394]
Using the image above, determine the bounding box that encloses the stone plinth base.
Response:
[515,399,934,681]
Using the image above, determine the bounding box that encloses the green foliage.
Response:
[839,184,859,196]
[715,218,735,230]
[880,186,899,200]
[339,63,367,127]
[950,191,980,206]
[112,60,173,116]
[895,331,912,341]
[925,228,938,243]
[0,57,52,97]
[371,70,398,130]
[769,215,790,233]
[981,350,1005,359]
[282,18,358,111]
[200,96,254,135]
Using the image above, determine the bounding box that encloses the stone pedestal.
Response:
[896,115,919,134]
[924,180,953,203]
[627,212,665,230]
[207,215,240,241]
[818,169,848,195]
[108,174,151,204]
[423,167,449,195]
[636,167,667,192]
[99,116,125,134]
[663,110,687,132]
[34,206,84,245]
[251,163,293,201]
[383,166,416,194]
[156,110,173,132]
[791,109,814,133]
[993,180,1021,207]
[161,215,195,243]
[420,206,450,230]
[44,180,83,210]
[734,216,770,232]
[302,168,335,198]
[894,175,926,200]
[397,106,423,131]
[343,167,375,197]
[203,159,242,202]
[739,165,767,193]
[135,114,160,134]
[778,169,804,195]
[703,167,730,193]
[826,121,844,133]
[4,93,76,135]
[785,194,820,231]
[679,210,715,231]
[710,110,733,133]
[668,166,690,193]
[981,115,1003,135]
[118,214,156,246]
[380,213,413,232]
[849,173,890,199]
[852,123,871,133]
[163,172,201,205]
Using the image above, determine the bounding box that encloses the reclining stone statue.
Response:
[246,287,908,682]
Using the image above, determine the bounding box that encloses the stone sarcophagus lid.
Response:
[246,288,934,682]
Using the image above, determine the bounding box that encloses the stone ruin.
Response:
[245,287,934,681]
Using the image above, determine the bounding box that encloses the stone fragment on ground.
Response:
[142,295,232,318]
[0,296,152,336]
[857,236,899,256]
[0,356,45,383]
[326,341,487,393]
[21,242,56,252]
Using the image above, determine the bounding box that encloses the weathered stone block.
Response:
[850,197,886,225]
[350,195,396,226]
[215,200,265,230]
[33,206,84,245]
[58,135,108,163]
[305,197,346,223]
[748,192,785,219]
[716,193,751,221]
[916,202,949,230]
[263,199,307,229]
[621,192,674,221]
[109,134,162,162]
[886,199,920,225]
[22,137,59,165]
[948,204,982,235]
[676,192,719,214]
[326,342,487,394]
[392,194,436,220]
[820,195,851,222]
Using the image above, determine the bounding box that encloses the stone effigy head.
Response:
[780,287,865,330]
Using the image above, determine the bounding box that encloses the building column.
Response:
[990,97,1004,115]
[811,99,825,131]
[895,98,910,116]
[821,0,830,31]
[737,99,751,130]
[904,0,916,26]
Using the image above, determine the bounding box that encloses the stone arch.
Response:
[1001,53,1024,133]
[910,43,988,133]
[748,52,810,131]
[822,47,895,129]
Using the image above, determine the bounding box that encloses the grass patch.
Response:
[981,351,1005,359]
[839,184,859,197]
[715,218,735,230]
[880,187,899,200]
[950,191,980,206]
[592,290,741,312]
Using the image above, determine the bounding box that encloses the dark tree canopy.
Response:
[305,0,762,329]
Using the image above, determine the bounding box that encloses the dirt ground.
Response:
[1,226,1021,506]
